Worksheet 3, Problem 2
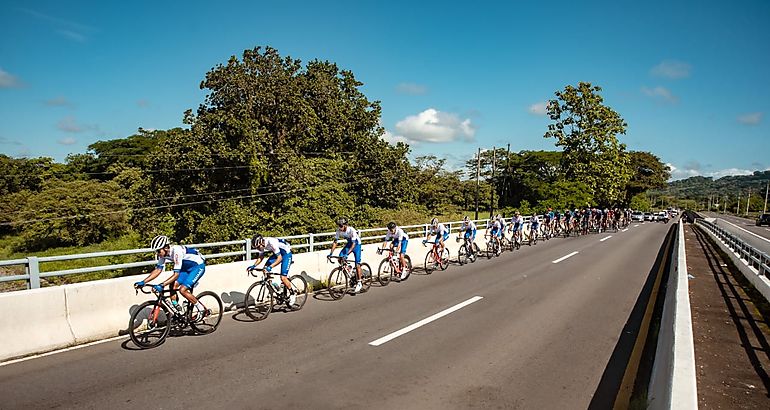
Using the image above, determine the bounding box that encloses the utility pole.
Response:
[737,194,741,215]
[474,147,481,220]
[765,180,769,214]
[708,194,712,212]
[490,147,496,218]
[746,188,751,215]
[504,143,511,215]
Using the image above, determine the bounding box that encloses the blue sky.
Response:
[1,0,768,180]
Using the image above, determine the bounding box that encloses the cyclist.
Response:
[249,234,295,304]
[486,216,502,255]
[529,213,541,242]
[134,235,208,319]
[458,216,477,257]
[328,218,364,293]
[511,211,524,244]
[379,221,409,278]
[423,217,449,257]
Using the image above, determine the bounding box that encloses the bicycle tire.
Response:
[191,291,223,334]
[288,275,308,311]
[424,251,436,274]
[327,267,347,300]
[439,248,450,270]
[129,300,171,349]
[486,241,494,259]
[458,244,468,265]
[359,263,372,293]
[377,258,392,286]
[244,282,273,321]
[400,255,412,281]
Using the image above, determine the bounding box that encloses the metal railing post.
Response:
[309,234,315,253]
[27,256,40,289]
[244,239,252,261]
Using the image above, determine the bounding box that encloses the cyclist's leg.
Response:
[279,252,293,289]
[353,241,363,279]
[178,264,205,306]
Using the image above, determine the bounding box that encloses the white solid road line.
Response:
[552,251,579,264]
[634,224,640,227]
[622,228,629,232]
[369,296,484,346]
[600,236,612,242]
[719,219,770,244]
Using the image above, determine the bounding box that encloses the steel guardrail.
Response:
[695,219,770,278]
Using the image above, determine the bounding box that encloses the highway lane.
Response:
[0,223,671,409]
[700,212,770,254]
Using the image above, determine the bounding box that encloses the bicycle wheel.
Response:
[359,263,372,293]
[327,267,348,300]
[472,243,481,261]
[485,241,494,259]
[400,255,412,281]
[439,248,450,270]
[424,251,436,274]
[458,245,468,265]
[288,275,308,311]
[377,258,392,286]
[191,291,223,334]
[244,281,273,321]
[129,300,171,349]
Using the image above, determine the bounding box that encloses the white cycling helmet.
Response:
[430,217,438,227]
[150,235,170,251]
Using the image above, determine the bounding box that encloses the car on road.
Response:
[632,211,644,222]
[644,212,654,222]
[757,213,770,226]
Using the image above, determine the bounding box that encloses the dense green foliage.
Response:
[653,170,770,212]
[0,47,671,256]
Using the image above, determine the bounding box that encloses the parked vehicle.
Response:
[644,212,654,222]
[757,213,770,226]
[632,211,645,222]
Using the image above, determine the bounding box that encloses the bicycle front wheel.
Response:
[424,251,436,274]
[288,275,308,311]
[458,245,468,265]
[327,267,348,300]
[359,263,372,293]
[191,291,223,334]
[377,258,392,286]
[129,300,171,349]
[400,255,412,281]
[244,282,273,321]
[439,248,450,270]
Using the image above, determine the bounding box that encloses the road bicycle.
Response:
[484,234,501,259]
[511,229,522,250]
[326,255,373,300]
[528,226,539,245]
[500,232,515,252]
[377,247,412,284]
[457,235,481,265]
[423,241,450,274]
[129,284,223,349]
[243,266,308,321]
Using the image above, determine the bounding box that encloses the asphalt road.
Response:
[0,222,671,409]
[700,212,770,254]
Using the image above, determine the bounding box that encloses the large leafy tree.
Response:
[147,46,412,241]
[625,151,670,203]
[545,82,631,206]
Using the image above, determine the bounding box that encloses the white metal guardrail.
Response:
[0,218,497,290]
[696,219,770,279]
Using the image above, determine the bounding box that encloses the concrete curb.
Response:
[648,219,698,409]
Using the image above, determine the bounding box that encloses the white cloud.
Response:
[668,162,755,181]
[395,108,476,143]
[0,136,22,146]
[19,8,94,42]
[57,137,77,146]
[528,102,548,116]
[396,82,428,95]
[650,60,691,79]
[56,116,100,133]
[45,96,74,107]
[0,68,21,88]
[641,86,678,103]
[737,112,762,125]
[381,129,412,146]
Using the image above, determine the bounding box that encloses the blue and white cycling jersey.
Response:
[384,227,409,253]
[156,245,205,289]
[460,221,477,238]
[512,215,524,231]
[489,220,502,237]
[428,223,450,243]
[335,226,361,243]
[530,215,541,227]
[258,237,293,276]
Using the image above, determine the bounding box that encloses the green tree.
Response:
[13,180,131,251]
[625,151,670,204]
[545,82,631,206]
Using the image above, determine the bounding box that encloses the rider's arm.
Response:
[268,253,283,269]
[139,266,164,284]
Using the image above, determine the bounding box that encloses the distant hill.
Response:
[653,170,770,209]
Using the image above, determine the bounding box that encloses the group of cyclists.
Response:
[132,207,635,318]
